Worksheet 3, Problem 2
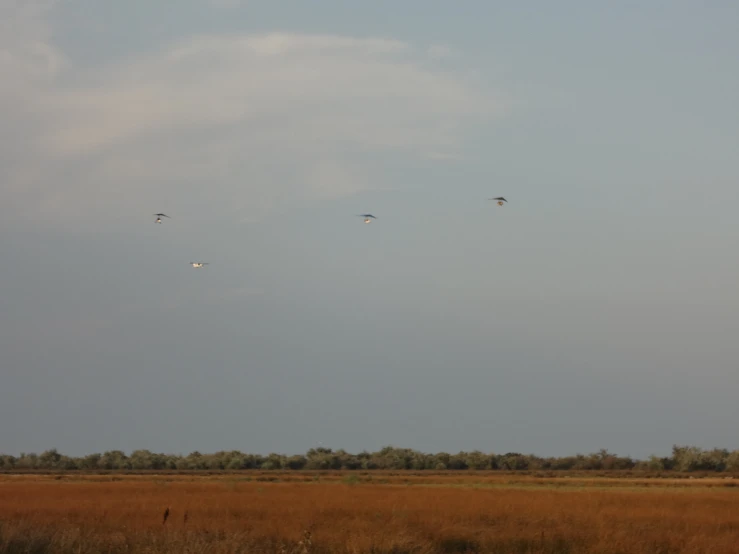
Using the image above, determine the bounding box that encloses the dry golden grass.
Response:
[1,473,738,553]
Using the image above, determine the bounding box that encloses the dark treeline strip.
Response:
[1,445,738,472]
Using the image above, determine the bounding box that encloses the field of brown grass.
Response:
[1,472,738,553]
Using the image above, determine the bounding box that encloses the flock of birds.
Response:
[153,213,209,268]
[153,197,508,268]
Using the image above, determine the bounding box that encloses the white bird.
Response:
[154,213,171,223]
[190,262,209,268]
[489,197,507,207]
[358,213,377,224]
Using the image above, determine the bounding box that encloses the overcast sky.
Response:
[2,0,738,460]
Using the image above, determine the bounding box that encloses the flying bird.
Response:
[154,213,171,223]
[190,262,209,268]
[489,197,507,207]
[358,214,377,224]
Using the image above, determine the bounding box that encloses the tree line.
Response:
[1,445,738,472]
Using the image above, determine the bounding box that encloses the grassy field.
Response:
[1,472,738,553]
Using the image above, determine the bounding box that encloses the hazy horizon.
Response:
[2,0,738,461]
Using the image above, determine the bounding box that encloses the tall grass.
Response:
[1,474,737,553]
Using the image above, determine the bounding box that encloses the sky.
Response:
[1,0,738,460]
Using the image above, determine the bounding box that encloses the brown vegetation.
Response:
[1,473,738,553]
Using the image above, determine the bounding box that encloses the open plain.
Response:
[1,471,738,553]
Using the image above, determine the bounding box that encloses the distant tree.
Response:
[335,450,362,470]
[497,453,529,471]
[225,456,243,470]
[98,450,129,470]
[701,449,729,472]
[356,450,372,462]
[38,449,62,468]
[15,453,39,469]
[58,456,78,470]
[175,457,190,470]
[4,444,739,473]
[447,453,469,470]
[261,453,284,470]
[129,450,154,470]
[671,445,704,472]
[646,455,668,471]
[0,455,17,469]
[465,451,492,470]
[183,451,206,470]
[78,453,101,470]
[433,452,451,469]
[725,451,739,471]
[284,455,307,470]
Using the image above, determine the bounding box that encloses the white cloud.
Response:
[0,0,65,110]
[0,9,505,229]
[40,33,476,157]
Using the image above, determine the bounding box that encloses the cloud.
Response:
[0,0,64,85]
[0,0,68,218]
[40,33,479,156]
[1,11,505,229]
